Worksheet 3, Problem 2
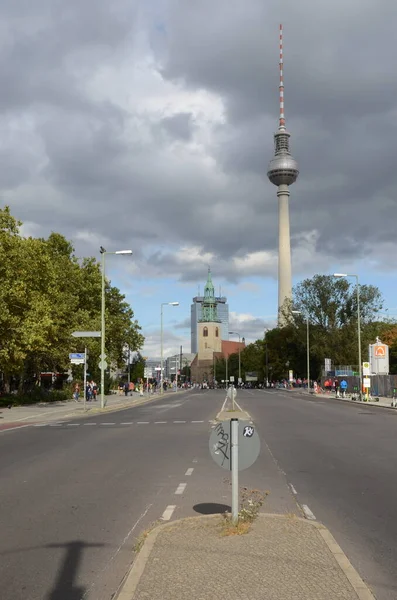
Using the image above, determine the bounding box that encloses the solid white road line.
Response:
[175,483,187,495]
[161,505,176,521]
[234,399,244,412]
[290,483,298,495]
[221,397,228,412]
[302,504,316,520]
[185,468,194,476]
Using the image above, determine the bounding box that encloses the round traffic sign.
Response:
[209,420,260,471]
[227,386,237,400]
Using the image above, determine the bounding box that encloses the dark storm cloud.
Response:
[1,0,397,282]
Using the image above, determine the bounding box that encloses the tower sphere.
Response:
[267,153,299,187]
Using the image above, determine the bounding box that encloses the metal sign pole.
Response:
[231,418,239,524]
[83,347,87,412]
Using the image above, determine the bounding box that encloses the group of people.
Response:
[73,381,98,402]
[322,378,348,397]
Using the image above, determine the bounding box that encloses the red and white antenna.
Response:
[279,23,285,129]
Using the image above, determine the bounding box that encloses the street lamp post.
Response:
[229,331,241,383]
[334,273,362,399]
[292,311,310,394]
[160,302,179,395]
[264,329,269,386]
[100,248,133,409]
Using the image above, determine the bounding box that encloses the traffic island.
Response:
[116,514,375,600]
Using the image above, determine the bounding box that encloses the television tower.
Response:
[267,24,299,325]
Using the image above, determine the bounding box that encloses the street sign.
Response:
[363,362,370,376]
[374,345,387,357]
[69,353,85,360]
[71,359,85,365]
[144,368,151,378]
[227,386,237,400]
[99,353,107,360]
[238,377,242,384]
[209,420,260,471]
[363,377,371,388]
[230,375,235,382]
[98,359,108,370]
[72,331,101,338]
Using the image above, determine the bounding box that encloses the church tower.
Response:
[197,268,222,360]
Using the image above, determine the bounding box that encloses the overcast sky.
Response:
[2,0,397,358]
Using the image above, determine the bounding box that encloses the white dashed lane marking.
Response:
[175,483,187,495]
[32,420,208,428]
[161,505,176,521]
[302,504,316,520]
[290,483,298,495]
[185,468,194,476]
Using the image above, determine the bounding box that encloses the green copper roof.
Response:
[200,268,220,323]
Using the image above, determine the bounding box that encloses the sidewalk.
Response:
[296,389,395,410]
[0,389,181,430]
[117,514,375,600]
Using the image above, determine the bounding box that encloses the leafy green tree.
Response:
[0,206,144,393]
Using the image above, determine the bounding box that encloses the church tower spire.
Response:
[200,267,220,323]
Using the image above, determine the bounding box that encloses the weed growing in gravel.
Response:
[220,484,269,536]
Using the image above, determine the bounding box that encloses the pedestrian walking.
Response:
[340,379,348,398]
[73,383,80,402]
[334,379,340,398]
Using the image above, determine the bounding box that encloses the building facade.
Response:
[165,353,196,380]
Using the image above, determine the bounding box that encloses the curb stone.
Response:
[115,513,375,600]
[291,390,397,413]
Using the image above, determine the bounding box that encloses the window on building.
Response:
[215,327,219,337]
[203,327,208,337]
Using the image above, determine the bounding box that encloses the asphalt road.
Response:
[2,386,396,600]
[0,389,223,600]
[235,388,397,600]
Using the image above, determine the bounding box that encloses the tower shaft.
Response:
[278,185,292,321]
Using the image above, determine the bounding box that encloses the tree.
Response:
[0,206,145,392]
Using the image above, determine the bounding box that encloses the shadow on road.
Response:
[45,540,104,600]
[193,503,231,515]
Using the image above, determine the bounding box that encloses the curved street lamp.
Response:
[100,248,133,409]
